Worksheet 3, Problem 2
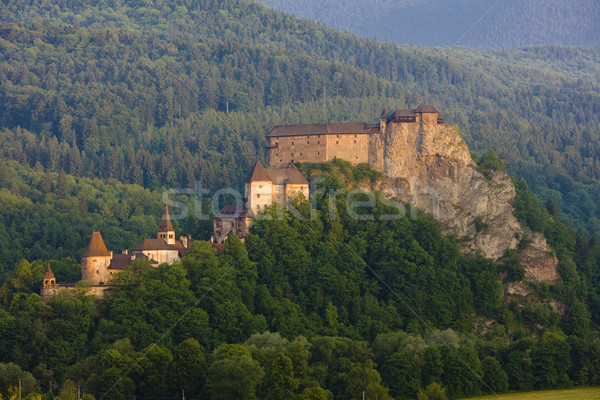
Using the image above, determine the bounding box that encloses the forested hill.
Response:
[1,0,600,236]
[258,0,600,48]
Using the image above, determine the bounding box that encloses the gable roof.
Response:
[159,203,173,231]
[132,238,178,251]
[216,205,255,219]
[267,122,378,138]
[246,159,271,182]
[415,104,439,113]
[82,231,111,258]
[246,161,309,186]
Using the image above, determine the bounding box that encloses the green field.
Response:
[464,387,600,399]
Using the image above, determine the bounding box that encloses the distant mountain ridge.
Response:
[258,0,600,48]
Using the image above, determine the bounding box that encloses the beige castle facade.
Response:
[213,161,309,243]
[266,105,444,171]
[41,204,194,302]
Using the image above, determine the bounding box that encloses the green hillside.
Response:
[0,2,600,398]
[1,0,600,236]
[259,0,600,48]
[1,160,600,400]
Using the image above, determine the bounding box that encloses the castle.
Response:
[212,161,309,243]
[41,204,195,301]
[266,105,444,171]
[43,105,446,298]
[213,105,444,242]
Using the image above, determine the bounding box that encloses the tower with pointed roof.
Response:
[81,231,112,285]
[157,203,176,245]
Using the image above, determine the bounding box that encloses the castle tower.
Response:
[157,203,176,245]
[81,231,112,285]
[43,265,56,286]
[41,265,57,303]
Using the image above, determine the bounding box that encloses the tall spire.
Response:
[160,203,174,231]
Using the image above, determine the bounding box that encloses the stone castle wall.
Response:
[267,132,383,170]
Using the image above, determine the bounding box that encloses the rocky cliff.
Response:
[381,120,558,285]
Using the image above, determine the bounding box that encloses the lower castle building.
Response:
[41,204,195,302]
[212,161,309,243]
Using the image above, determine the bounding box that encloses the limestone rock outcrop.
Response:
[381,121,557,284]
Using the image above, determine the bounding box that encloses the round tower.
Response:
[81,231,112,285]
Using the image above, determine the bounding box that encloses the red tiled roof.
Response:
[132,238,178,251]
[267,122,377,137]
[82,232,111,257]
[415,104,439,113]
[44,266,55,280]
[216,205,255,219]
[211,243,224,255]
[246,161,309,186]
[246,160,271,182]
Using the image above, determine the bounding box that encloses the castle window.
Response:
[318,141,320,144]
[280,159,282,162]
[259,184,263,188]
[44,280,48,285]
[307,141,309,144]
[317,152,320,155]
[300,152,302,155]
[257,194,260,198]
[292,141,294,145]
[354,140,357,144]
[337,135,340,138]
[51,280,54,284]
[169,234,173,239]
[291,153,294,156]
[355,134,357,137]
[336,141,339,144]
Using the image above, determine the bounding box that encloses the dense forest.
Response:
[1,161,600,400]
[259,0,600,48]
[1,0,600,398]
[1,0,600,236]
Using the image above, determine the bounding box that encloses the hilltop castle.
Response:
[41,204,195,301]
[213,105,444,242]
[266,105,443,171]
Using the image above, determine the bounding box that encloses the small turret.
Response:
[43,265,56,286]
[157,203,176,245]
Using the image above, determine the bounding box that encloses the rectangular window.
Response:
[354,140,357,144]
[336,141,339,144]
[292,142,294,145]
[257,194,260,198]
[307,141,309,144]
